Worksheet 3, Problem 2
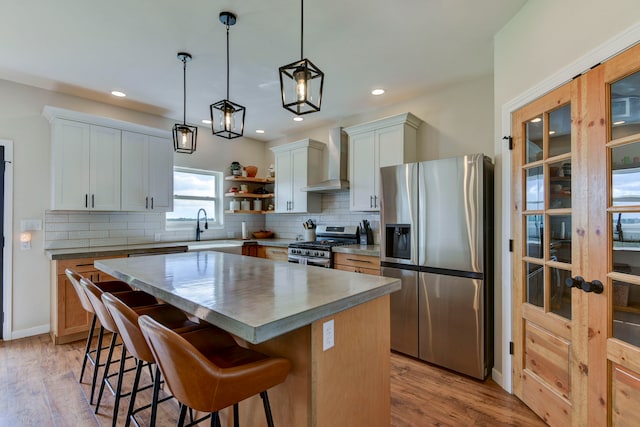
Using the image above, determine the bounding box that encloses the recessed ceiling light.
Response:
[530,117,542,123]
[371,88,385,96]
[111,90,126,97]
[293,117,303,122]
[201,119,212,125]
[256,129,265,134]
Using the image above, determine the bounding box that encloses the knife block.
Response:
[360,229,373,245]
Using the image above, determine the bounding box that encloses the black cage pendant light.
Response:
[172,52,198,154]
[279,0,324,115]
[211,12,245,139]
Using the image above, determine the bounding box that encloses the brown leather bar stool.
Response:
[65,269,132,398]
[102,292,217,427]
[80,277,159,425]
[139,315,291,427]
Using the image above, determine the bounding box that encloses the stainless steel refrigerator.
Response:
[380,154,494,379]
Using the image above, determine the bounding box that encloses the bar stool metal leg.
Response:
[80,313,97,383]
[261,391,275,427]
[90,325,106,404]
[95,331,119,413]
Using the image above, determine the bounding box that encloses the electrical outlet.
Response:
[323,319,334,351]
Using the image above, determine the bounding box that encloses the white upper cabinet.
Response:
[45,106,173,212]
[51,118,121,210]
[121,131,173,212]
[345,112,422,211]
[271,139,325,213]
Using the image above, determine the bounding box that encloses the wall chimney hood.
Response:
[302,127,349,193]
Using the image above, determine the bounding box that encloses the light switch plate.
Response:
[20,219,42,231]
[323,319,334,351]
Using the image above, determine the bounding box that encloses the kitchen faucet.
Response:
[196,208,208,241]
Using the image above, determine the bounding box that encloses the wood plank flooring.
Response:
[0,334,545,426]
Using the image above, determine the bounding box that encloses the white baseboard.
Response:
[492,367,510,393]
[8,324,50,340]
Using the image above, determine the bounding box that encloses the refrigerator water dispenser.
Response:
[385,224,411,259]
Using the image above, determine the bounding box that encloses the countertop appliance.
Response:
[380,154,494,379]
[288,225,359,268]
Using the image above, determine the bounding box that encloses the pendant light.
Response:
[172,52,198,154]
[279,0,324,115]
[211,11,245,139]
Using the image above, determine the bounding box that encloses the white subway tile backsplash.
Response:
[46,222,90,232]
[69,230,109,239]
[44,192,381,249]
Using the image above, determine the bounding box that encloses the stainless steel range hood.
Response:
[302,127,349,193]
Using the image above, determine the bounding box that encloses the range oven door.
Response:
[287,253,331,268]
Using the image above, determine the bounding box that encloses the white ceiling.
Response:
[0,0,526,141]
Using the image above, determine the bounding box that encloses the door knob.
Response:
[565,276,585,289]
[582,279,604,294]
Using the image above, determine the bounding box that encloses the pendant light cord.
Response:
[182,57,187,125]
[300,0,304,60]
[226,22,230,100]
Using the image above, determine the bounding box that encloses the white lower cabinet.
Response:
[271,139,324,213]
[345,112,422,211]
[121,131,173,212]
[51,118,121,210]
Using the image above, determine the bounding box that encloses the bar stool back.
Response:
[102,292,212,427]
[139,315,291,427]
[65,269,131,389]
[80,277,158,426]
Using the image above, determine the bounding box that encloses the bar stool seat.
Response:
[139,315,291,427]
[80,277,159,426]
[65,269,132,392]
[102,292,218,427]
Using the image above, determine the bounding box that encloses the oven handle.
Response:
[287,254,331,268]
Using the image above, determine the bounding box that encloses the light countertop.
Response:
[46,238,293,260]
[333,244,380,256]
[96,251,399,344]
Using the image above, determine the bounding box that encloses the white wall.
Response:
[0,78,269,338]
[493,0,640,389]
[266,75,495,163]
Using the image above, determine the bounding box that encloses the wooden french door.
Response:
[512,42,640,426]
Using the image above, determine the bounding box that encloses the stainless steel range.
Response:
[288,225,359,268]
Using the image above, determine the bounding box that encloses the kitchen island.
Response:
[96,251,400,427]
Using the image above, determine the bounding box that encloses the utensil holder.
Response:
[304,229,316,242]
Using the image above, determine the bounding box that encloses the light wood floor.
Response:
[0,334,545,426]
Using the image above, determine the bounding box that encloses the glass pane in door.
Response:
[549,104,572,157]
[526,115,544,163]
[526,262,544,307]
[612,212,640,275]
[612,280,640,346]
[550,267,572,319]
[526,215,544,258]
[611,71,640,140]
[550,215,572,263]
[526,166,544,210]
[612,142,640,207]
[549,160,571,209]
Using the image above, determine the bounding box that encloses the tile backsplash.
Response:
[44,192,380,249]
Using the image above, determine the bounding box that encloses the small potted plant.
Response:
[229,161,242,176]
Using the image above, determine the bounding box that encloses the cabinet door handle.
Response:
[151,197,154,209]
[374,195,378,208]
[91,194,95,208]
[146,197,149,209]
[346,258,373,264]
[370,196,373,208]
[85,194,88,208]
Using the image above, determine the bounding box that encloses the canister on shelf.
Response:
[241,199,251,211]
[253,199,262,211]
[230,200,240,211]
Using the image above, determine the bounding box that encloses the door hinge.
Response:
[509,341,514,355]
[509,239,514,252]
[502,136,513,150]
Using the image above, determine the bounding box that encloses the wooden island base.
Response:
[225,295,391,427]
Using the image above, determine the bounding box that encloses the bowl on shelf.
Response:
[245,165,258,177]
[252,230,273,239]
